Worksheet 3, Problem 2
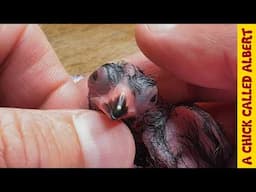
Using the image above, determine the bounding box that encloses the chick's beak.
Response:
[94,84,136,120]
[108,93,128,120]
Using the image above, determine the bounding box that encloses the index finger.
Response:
[125,52,235,104]
[136,24,236,92]
[0,24,87,109]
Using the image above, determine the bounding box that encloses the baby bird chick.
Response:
[87,61,233,168]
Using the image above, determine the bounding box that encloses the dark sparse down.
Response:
[88,61,233,168]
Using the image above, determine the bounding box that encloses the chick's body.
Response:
[88,62,233,168]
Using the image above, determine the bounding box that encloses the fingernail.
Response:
[71,74,85,83]
[147,24,176,33]
[72,111,135,168]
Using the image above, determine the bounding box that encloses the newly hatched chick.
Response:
[87,61,233,168]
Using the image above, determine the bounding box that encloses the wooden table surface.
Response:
[40,24,139,75]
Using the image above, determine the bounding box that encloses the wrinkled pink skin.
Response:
[88,62,157,121]
[88,62,233,168]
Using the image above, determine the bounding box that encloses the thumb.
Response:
[0,108,135,168]
[135,24,236,92]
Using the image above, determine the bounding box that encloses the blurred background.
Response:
[40,24,139,75]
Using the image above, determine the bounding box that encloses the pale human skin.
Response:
[0,24,235,167]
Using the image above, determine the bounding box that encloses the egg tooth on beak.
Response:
[107,92,128,120]
[95,83,135,120]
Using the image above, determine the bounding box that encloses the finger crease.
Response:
[31,120,41,168]
[13,110,28,167]
[36,121,50,168]
[0,122,8,168]
[48,121,61,166]
[0,25,27,76]
[39,78,71,108]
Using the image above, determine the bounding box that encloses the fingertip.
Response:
[73,111,135,168]
[0,108,135,168]
[135,24,181,74]
[74,74,90,108]
[135,24,154,58]
[135,24,236,90]
[40,79,86,109]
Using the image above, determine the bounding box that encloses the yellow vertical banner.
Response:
[237,24,256,168]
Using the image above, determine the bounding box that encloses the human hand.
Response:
[0,24,236,168]
[125,24,236,149]
[85,24,235,168]
[0,24,135,168]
